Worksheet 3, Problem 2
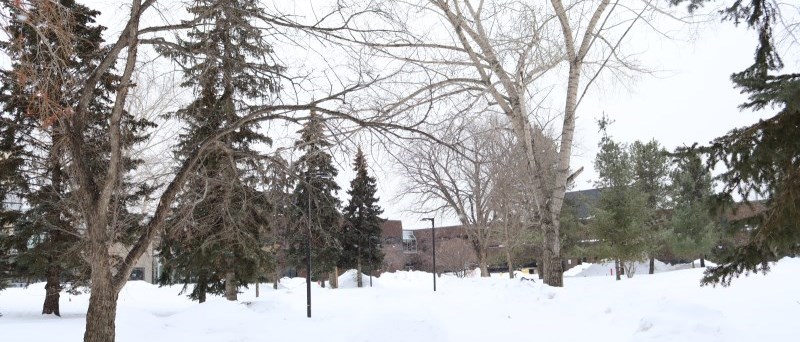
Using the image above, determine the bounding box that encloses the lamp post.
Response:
[306,171,332,318]
[306,182,312,318]
[421,217,435,291]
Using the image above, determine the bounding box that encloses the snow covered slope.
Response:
[1,258,798,342]
[565,259,674,277]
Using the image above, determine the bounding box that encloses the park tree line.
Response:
[395,115,736,282]
[0,1,389,340]
[0,0,797,341]
[587,118,719,280]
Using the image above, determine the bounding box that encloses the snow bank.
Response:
[564,262,594,276]
[2,258,799,342]
[566,259,676,277]
[336,269,375,288]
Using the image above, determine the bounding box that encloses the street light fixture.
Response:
[421,217,436,291]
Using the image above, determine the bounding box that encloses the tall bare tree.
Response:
[397,117,512,277]
[365,0,655,286]
[486,122,542,279]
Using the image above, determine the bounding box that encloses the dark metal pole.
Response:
[421,217,436,291]
[306,183,312,318]
[369,237,373,287]
[431,218,436,292]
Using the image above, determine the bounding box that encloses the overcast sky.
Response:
[76,1,796,230]
[392,9,792,229]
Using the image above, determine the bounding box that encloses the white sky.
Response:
[394,9,794,229]
[43,1,798,230]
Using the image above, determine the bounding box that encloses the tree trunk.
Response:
[505,249,514,279]
[624,262,635,279]
[328,266,338,289]
[700,255,706,267]
[43,130,65,317]
[83,238,119,342]
[648,256,655,274]
[356,254,363,288]
[42,264,61,316]
[83,282,119,342]
[80,3,144,340]
[197,274,208,303]
[614,259,621,281]
[273,264,280,290]
[255,281,259,298]
[478,249,489,277]
[542,221,564,286]
[224,270,237,301]
[536,258,544,279]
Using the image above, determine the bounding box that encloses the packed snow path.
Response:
[1,259,798,342]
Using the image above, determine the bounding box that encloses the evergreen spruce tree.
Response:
[672,0,800,285]
[630,140,670,274]
[668,154,717,267]
[0,0,152,315]
[560,195,588,263]
[156,0,281,302]
[289,110,342,285]
[341,147,385,287]
[592,121,651,279]
[264,155,293,288]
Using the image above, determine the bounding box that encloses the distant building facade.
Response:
[127,190,769,283]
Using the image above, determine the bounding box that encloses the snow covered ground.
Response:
[1,258,798,342]
[562,259,719,277]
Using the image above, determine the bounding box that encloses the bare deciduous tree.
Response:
[396,118,500,277]
[486,122,541,279]
[437,238,476,278]
[362,0,659,286]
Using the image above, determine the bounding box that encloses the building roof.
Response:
[381,219,403,239]
[724,201,768,222]
[564,188,602,219]
[408,225,470,240]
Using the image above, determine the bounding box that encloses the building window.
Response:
[130,267,145,281]
[402,230,417,253]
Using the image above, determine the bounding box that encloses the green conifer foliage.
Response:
[156,0,281,302]
[630,140,670,274]
[289,110,342,279]
[592,123,651,278]
[672,0,800,285]
[341,147,385,286]
[668,155,718,265]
